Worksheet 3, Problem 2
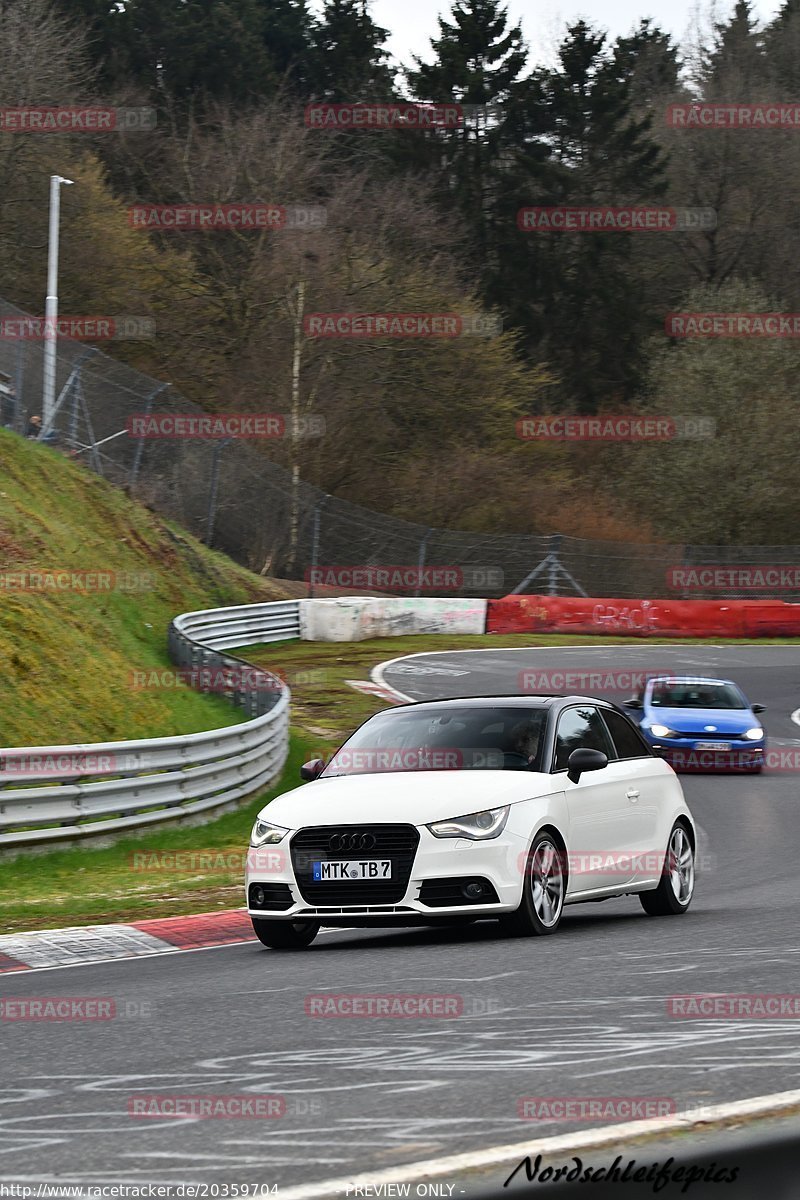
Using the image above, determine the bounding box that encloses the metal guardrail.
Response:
[0,600,300,851]
[172,599,301,653]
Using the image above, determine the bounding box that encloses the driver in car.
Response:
[508,719,541,769]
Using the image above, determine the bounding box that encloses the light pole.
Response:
[286,277,305,575]
[42,174,74,435]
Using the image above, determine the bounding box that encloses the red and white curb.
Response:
[345,677,404,703]
[0,909,256,973]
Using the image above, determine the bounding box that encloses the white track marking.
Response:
[373,647,798,734]
[370,653,420,701]
[0,927,347,977]
[372,645,741,702]
[275,1089,800,1199]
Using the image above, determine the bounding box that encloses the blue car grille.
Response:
[670,729,749,739]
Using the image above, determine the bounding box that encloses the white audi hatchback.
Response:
[245,695,696,949]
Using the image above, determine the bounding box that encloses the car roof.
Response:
[646,676,737,687]
[402,694,617,711]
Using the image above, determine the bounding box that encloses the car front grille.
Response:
[290,824,419,905]
[671,730,747,739]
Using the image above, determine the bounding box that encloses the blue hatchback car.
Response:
[623,676,766,773]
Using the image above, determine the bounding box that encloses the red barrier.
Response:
[487,595,800,638]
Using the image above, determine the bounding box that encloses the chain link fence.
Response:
[2,293,800,601]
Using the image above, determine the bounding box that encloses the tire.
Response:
[499,830,566,937]
[639,822,695,916]
[251,917,320,950]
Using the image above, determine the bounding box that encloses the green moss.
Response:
[0,430,291,746]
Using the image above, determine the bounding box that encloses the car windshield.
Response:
[650,682,747,710]
[321,706,547,776]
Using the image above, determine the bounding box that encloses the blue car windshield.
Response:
[321,706,547,776]
[650,682,746,710]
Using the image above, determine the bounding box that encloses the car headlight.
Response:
[650,723,678,738]
[250,818,289,847]
[743,727,764,741]
[428,806,510,840]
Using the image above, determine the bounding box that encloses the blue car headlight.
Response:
[649,723,678,738]
[743,727,764,741]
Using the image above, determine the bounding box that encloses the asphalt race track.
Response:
[2,644,799,1193]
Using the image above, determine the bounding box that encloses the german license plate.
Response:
[312,860,392,881]
[694,742,729,751]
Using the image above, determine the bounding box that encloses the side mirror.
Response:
[300,758,324,782]
[752,703,766,714]
[567,747,608,784]
[622,697,642,709]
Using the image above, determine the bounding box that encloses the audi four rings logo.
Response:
[329,832,376,851]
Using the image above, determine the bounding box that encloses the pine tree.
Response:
[405,0,529,270]
[612,20,681,109]
[87,0,315,106]
[493,22,668,409]
[764,0,800,92]
[258,0,314,92]
[310,0,394,101]
[702,0,766,95]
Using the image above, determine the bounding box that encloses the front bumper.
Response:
[245,823,527,921]
[645,734,765,772]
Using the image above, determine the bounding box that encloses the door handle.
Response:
[626,788,640,801]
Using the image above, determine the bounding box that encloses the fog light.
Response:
[254,887,266,907]
[463,880,485,900]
